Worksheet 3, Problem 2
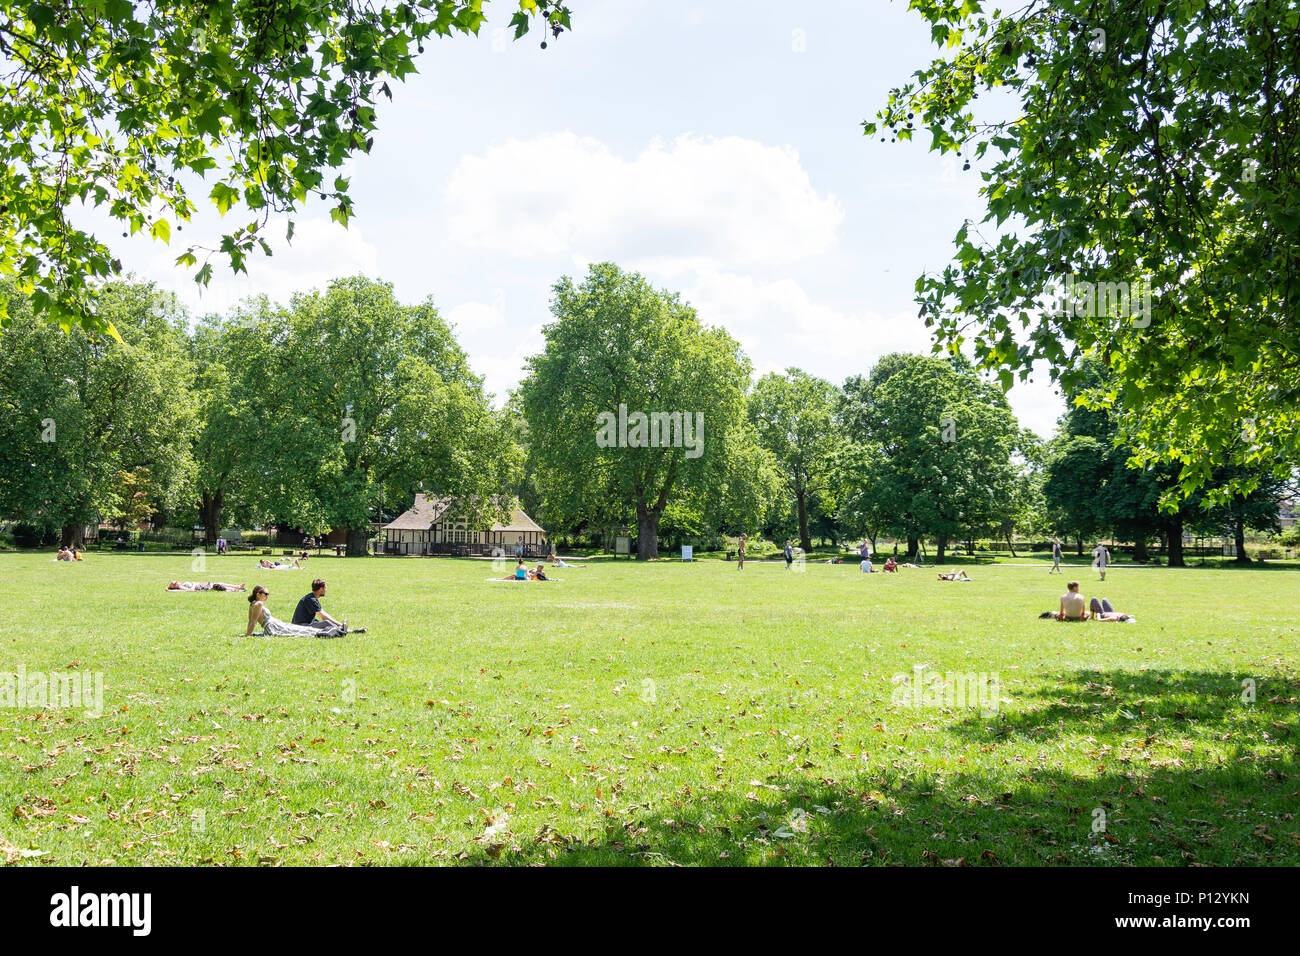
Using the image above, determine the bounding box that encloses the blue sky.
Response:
[109,0,1066,437]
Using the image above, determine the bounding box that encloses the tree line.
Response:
[1,265,1292,563]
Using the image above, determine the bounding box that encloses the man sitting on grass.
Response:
[1050,581,1089,620]
[293,578,366,634]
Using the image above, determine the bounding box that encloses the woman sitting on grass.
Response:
[168,581,246,592]
[937,569,971,581]
[244,585,348,637]
[883,557,898,573]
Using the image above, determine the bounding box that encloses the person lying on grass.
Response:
[937,569,971,581]
[258,557,301,569]
[167,581,246,591]
[550,554,587,568]
[1088,597,1135,622]
[243,585,359,638]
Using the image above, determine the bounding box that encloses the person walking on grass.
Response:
[737,534,746,571]
[1050,537,1063,574]
[1092,543,1111,581]
[784,541,794,569]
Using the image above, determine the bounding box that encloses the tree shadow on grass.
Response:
[469,668,1300,867]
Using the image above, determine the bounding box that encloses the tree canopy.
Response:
[865,0,1300,504]
[0,0,570,334]
[519,262,759,560]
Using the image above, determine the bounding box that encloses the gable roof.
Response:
[492,508,545,534]
[382,494,545,535]
[382,493,452,530]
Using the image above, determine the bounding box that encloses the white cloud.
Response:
[441,131,843,272]
[683,269,934,383]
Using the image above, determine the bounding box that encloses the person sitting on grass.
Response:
[291,578,365,634]
[244,585,351,638]
[55,546,73,561]
[168,581,246,592]
[883,557,898,573]
[529,564,550,581]
[1048,580,1089,620]
[860,554,875,572]
[937,569,972,581]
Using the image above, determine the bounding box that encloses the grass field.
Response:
[2,552,1297,866]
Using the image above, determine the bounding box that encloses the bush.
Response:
[12,523,55,548]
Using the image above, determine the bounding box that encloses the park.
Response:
[0,0,1298,902]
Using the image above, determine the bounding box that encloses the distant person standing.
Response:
[217,535,227,556]
[1092,543,1111,581]
[784,542,793,569]
[1050,538,1062,574]
[737,534,746,571]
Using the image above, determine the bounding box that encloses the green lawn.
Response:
[1,552,1297,866]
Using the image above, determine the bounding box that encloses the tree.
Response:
[188,303,268,543]
[0,280,196,545]
[519,263,755,560]
[748,368,842,552]
[242,275,518,554]
[865,0,1300,504]
[839,353,1021,562]
[0,0,570,334]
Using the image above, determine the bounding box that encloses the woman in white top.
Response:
[244,586,346,637]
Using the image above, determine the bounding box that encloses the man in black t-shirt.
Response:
[292,579,365,635]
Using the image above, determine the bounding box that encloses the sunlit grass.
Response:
[1,552,1296,866]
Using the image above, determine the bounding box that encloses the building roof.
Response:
[382,494,452,530]
[492,508,545,534]
[382,494,545,535]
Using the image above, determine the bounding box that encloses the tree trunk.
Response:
[936,535,948,563]
[346,527,369,557]
[1167,518,1186,567]
[1005,532,1017,558]
[60,523,84,548]
[1076,536,1083,556]
[1234,514,1251,564]
[635,504,661,560]
[1133,537,1149,563]
[200,489,224,546]
[796,490,811,553]
[907,536,919,560]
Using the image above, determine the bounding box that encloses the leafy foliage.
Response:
[866,0,1300,502]
[0,0,570,334]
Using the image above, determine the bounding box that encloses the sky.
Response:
[92,0,1067,438]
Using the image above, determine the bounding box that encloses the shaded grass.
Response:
[0,553,1296,866]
